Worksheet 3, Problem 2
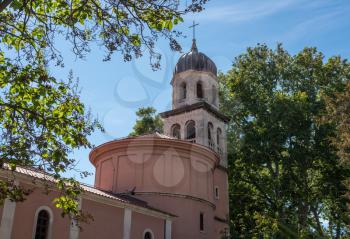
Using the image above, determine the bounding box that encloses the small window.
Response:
[200,213,204,231]
[180,82,187,99]
[217,127,222,146]
[214,186,219,199]
[143,230,154,239]
[186,120,196,140]
[144,232,152,239]
[207,122,213,141]
[35,210,50,239]
[171,124,181,139]
[197,82,203,98]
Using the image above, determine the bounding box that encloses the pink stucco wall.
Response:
[213,167,229,219]
[77,197,169,239]
[90,136,228,239]
[0,205,3,223]
[135,194,216,239]
[130,212,165,239]
[91,137,218,204]
[11,183,70,239]
[79,198,124,239]
[0,177,169,239]
[213,167,230,237]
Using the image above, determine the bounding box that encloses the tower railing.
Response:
[208,139,215,150]
[185,138,196,143]
[208,139,223,158]
[184,137,223,158]
[217,146,223,158]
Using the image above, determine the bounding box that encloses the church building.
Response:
[0,38,229,239]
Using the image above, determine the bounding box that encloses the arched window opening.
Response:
[197,82,203,98]
[200,212,204,232]
[208,122,214,149]
[214,186,220,200]
[207,122,213,141]
[216,127,223,156]
[144,232,152,239]
[35,210,50,239]
[217,127,222,146]
[180,82,187,99]
[171,124,181,139]
[186,120,196,140]
[143,230,154,239]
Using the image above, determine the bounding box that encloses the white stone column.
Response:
[123,208,132,239]
[0,198,17,239]
[69,197,82,239]
[165,219,172,239]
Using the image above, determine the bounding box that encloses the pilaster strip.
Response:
[123,208,132,239]
[69,197,83,239]
[0,180,18,239]
[165,219,172,239]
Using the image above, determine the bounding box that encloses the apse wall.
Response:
[89,134,229,238]
[90,135,219,204]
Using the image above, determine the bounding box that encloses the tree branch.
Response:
[310,205,324,238]
[0,0,13,13]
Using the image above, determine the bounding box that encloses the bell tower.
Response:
[160,38,229,167]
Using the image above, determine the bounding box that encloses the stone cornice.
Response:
[214,216,229,224]
[89,136,220,167]
[216,164,228,173]
[171,70,218,85]
[134,191,216,209]
[159,101,230,123]
[81,191,176,219]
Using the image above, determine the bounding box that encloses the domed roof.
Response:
[174,40,217,76]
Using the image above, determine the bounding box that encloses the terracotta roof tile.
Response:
[2,165,175,217]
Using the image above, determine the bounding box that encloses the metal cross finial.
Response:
[189,21,199,40]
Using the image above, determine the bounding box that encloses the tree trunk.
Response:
[335,221,341,239]
[311,206,324,237]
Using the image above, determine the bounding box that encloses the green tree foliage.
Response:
[219,44,350,238]
[129,107,163,136]
[0,0,207,222]
[0,0,207,68]
[0,55,101,222]
[321,80,350,209]
[322,81,350,164]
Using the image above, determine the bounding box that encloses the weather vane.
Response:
[189,21,199,40]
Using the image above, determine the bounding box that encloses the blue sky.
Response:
[51,0,350,184]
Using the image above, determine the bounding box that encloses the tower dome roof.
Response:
[174,40,217,76]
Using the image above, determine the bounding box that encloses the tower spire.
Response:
[189,21,199,52]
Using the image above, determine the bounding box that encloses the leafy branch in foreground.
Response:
[0,54,101,218]
[0,0,208,69]
[0,0,208,226]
